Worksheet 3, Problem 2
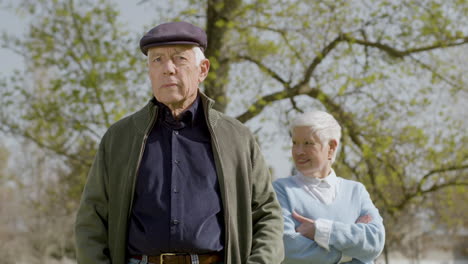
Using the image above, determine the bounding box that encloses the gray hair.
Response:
[192,46,205,66]
[147,46,205,66]
[290,111,342,163]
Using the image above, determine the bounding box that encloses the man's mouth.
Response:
[161,83,178,88]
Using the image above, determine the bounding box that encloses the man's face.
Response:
[147,45,209,110]
[291,126,331,178]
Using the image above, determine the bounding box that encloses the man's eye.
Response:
[177,56,187,60]
[151,56,162,62]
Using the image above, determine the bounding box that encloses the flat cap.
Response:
[139,21,208,56]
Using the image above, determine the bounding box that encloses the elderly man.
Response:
[75,22,284,264]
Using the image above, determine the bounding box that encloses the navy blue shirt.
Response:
[127,97,224,255]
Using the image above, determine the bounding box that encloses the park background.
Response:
[0,0,467,263]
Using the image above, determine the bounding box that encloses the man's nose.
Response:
[163,60,176,75]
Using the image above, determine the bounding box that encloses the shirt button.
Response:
[174,131,179,135]
[171,219,180,226]
[174,160,180,165]
[173,188,179,193]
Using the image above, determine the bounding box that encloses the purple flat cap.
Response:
[139,21,208,55]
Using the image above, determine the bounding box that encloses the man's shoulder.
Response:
[208,109,251,133]
[103,102,152,139]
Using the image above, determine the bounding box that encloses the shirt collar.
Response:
[153,96,200,128]
[296,169,339,188]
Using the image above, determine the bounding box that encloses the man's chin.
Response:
[156,96,184,105]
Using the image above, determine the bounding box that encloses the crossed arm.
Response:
[293,211,373,241]
[292,211,374,263]
[274,182,385,264]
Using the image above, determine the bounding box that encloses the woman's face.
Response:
[291,126,332,178]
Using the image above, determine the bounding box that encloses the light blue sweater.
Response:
[273,175,385,264]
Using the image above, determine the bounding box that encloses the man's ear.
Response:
[198,58,210,83]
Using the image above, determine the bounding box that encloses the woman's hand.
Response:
[292,210,316,240]
[355,214,372,224]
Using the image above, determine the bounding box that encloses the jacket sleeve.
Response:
[273,181,343,264]
[247,141,285,264]
[74,139,111,264]
[328,184,385,263]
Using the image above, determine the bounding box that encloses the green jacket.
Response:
[75,93,284,264]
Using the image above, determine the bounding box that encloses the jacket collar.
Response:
[153,96,201,128]
[132,91,216,134]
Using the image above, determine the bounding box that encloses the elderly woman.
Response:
[273,111,385,264]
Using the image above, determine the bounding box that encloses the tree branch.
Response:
[0,123,91,167]
[296,34,346,88]
[243,24,306,67]
[236,55,288,85]
[417,164,468,192]
[410,55,463,90]
[344,34,468,58]
[236,85,315,123]
[236,34,346,123]
[397,180,468,211]
[68,0,111,127]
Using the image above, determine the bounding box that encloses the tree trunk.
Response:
[204,0,242,113]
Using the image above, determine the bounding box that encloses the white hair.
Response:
[147,46,205,66]
[290,111,342,163]
[192,46,205,66]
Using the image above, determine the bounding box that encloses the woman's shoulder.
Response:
[337,176,368,193]
[273,176,298,190]
[338,176,361,185]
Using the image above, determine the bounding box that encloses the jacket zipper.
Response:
[128,106,159,217]
[204,105,230,264]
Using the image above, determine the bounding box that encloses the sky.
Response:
[0,4,23,76]
[0,0,293,179]
[0,0,153,75]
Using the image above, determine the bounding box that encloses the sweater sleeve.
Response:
[328,183,385,263]
[273,181,342,264]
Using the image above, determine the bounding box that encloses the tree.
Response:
[0,140,77,263]
[0,143,21,263]
[1,0,467,261]
[1,0,150,201]
[0,0,148,260]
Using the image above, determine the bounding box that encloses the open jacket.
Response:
[75,93,284,264]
